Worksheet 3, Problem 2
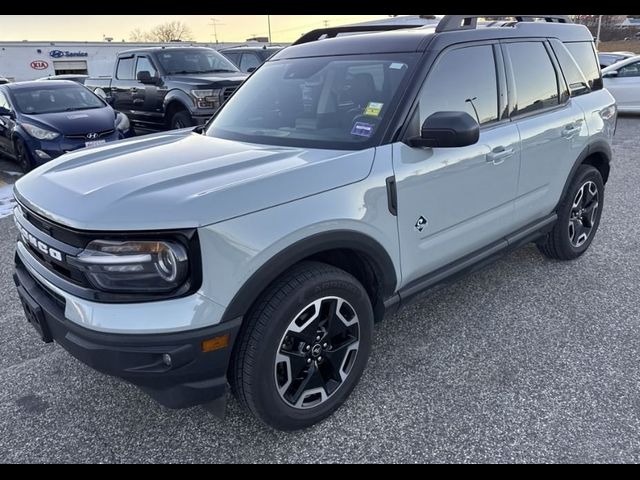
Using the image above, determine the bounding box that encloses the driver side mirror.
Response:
[137,70,159,85]
[408,111,480,148]
[0,106,14,118]
[603,70,618,78]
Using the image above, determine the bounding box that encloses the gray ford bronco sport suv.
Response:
[12,16,616,430]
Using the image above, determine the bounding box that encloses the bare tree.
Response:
[150,21,193,42]
[129,28,152,42]
[129,21,193,43]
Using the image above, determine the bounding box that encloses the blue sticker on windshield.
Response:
[351,122,374,137]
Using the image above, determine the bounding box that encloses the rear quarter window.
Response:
[564,42,602,90]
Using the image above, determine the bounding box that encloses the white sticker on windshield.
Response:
[389,63,406,70]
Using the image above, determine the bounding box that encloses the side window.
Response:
[224,52,240,67]
[550,39,589,96]
[239,53,261,72]
[564,42,601,89]
[0,91,9,110]
[507,42,559,115]
[116,57,135,80]
[618,61,640,78]
[135,57,157,78]
[418,45,499,126]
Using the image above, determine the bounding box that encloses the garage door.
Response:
[53,60,88,74]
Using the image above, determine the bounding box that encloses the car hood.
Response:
[22,107,115,136]
[15,130,375,231]
[165,72,248,86]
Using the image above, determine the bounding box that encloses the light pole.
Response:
[596,15,603,49]
[267,15,272,43]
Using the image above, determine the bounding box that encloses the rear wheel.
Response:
[169,110,195,130]
[14,138,34,173]
[229,261,374,431]
[538,165,604,260]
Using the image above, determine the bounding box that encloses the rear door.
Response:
[503,40,588,228]
[393,42,521,284]
[111,55,137,119]
[604,59,640,111]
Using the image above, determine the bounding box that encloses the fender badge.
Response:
[415,216,428,232]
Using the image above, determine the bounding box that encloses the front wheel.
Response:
[14,138,34,173]
[538,165,604,260]
[169,110,195,130]
[229,261,373,430]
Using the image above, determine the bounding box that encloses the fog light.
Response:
[34,150,50,159]
[162,353,172,367]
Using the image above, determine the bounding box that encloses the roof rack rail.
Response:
[435,15,572,33]
[293,24,426,46]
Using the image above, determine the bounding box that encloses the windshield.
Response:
[206,54,417,149]
[13,85,105,115]
[157,49,239,74]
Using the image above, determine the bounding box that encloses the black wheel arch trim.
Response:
[558,140,611,211]
[220,230,398,323]
[162,90,194,115]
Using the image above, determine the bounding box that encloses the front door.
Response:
[132,55,165,129]
[0,91,15,156]
[393,43,520,285]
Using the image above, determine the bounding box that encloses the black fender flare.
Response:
[557,139,612,211]
[162,90,194,116]
[220,230,398,323]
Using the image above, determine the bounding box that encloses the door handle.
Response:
[133,99,144,106]
[486,147,514,165]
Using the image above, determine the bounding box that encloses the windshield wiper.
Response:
[201,69,238,73]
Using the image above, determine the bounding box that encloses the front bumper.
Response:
[26,133,122,166]
[13,260,242,409]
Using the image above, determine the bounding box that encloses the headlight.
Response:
[21,123,60,140]
[115,112,130,132]
[68,240,189,293]
[191,88,222,109]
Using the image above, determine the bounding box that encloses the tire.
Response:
[538,165,604,260]
[169,110,195,130]
[229,261,374,431]
[14,138,34,173]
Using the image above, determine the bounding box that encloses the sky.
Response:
[0,15,393,43]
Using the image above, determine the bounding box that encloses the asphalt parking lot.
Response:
[0,117,639,463]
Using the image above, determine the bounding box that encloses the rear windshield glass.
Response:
[207,53,418,150]
[13,85,105,114]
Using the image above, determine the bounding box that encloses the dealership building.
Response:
[0,41,250,81]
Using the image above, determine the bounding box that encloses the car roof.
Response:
[273,22,593,60]
[602,54,640,71]
[220,45,282,51]
[3,80,82,90]
[118,46,215,55]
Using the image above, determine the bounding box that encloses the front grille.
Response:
[16,256,66,311]
[65,128,115,140]
[16,203,91,287]
[222,86,237,102]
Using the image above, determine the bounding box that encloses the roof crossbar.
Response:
[293,25,426,46]
[435,15,572,33]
